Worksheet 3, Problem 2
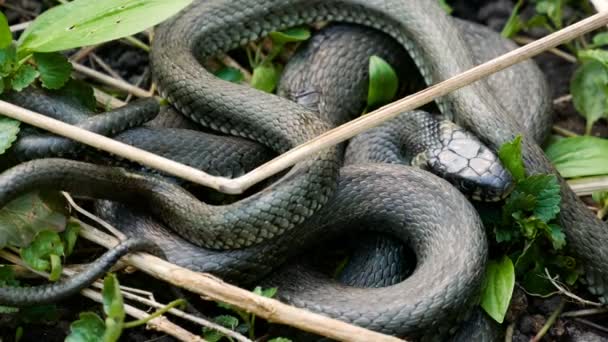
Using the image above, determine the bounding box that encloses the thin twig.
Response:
[545,268,603,307]
[504,323,515,342]
[552,125,579,137]
[573,318,608,334]
[71,45,99,63]
[513,36,577,63]
[530,298,565,342]
[93,88,126,109]
[562,307,608,318]
[553,94,573,105]
[62,192,126,240]
[9,21,31,33]
[1,12,607,194]
[77,222,404,342]
[71,62,151,98]
[90,53,125,80]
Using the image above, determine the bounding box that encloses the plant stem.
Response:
[530,298,565,342]
[123,299,187,329]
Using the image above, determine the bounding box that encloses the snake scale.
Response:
[0,0,606,340]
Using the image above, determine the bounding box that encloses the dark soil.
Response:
[1,0,608,341]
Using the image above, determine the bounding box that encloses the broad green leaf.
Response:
[481,256,515,323]
[20,230,64,272]
[501,0,524,38]
[53,79,96,111]
[545,136,608,178]
[0,116,20,155]
[437,0,453,14]
[251,63,281,93]
[570,61,608,134]
[0,12,12,49]
[367,56,399,111]
[535,0,563,29]
[498,135,525,181]
[34,52,72,89]
[11,64,39,91]
[18,0,194,53]
[215,67,244,84]
[0,191,68,249]
[591,32,608,48]
[269,27,311,45]
[103,274,125,322]
[592,190,608,206]
[516,174,561,222]
[66,312,106,342]
[577,49,608,65]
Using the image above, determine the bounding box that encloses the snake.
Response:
[0,0,604,339]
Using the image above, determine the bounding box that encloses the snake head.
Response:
[414,121,514,202]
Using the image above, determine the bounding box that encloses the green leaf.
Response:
[20,230,64,272]
[11,64,39,91]
[261,287,278,298]
[0,45,17,77]
[66,312,106,342]
[203,315,240,341]
[480,256,515,323]
[498,135,525,181]
[251,63,281,93]
[592,190,608,206]
[577,49,608,65]
[545,136,608,178]
[516,174,561,222]
[49,254,63,281]
[0,116,20,155]
[0,12,12,49]
[0,191,68,249]
[501,0,524,38]
[34,52,72,89]
[367,56,399,111]
[18,0,194,53]
[62,220,81,257]
[103,274,125,322]
[437,0,453,14]
[268,338,293,342]
[269,27,311,45]
[503,191,537,222]
[548,224,566,250]
[215,67,244,84]
[570,61,608,134]
[535,0,563,29]
[52,79,97,111]
[591,32,608,48]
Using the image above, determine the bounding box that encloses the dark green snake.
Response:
[0,0,605,339]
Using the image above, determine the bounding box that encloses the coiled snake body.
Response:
[0,0,607,340]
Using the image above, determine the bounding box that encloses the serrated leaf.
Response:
[545,136,608,178]
[548,224,566,250]
[34,52,72,89]
[367,56,399,111]
[251,63,281,93]
[577,49,608,65]
[516,174,561,222]
[570,61,608,134]
[0,45,17,76]
[11,64,39,91]
[535,0,563,28]
[501,0,524,38]
[66,312,106,342]
[0,12,12,49]
[0,191,68,249]
[503,191,537,222]
[269,27,311,45]
[215,67,244,84]
[481,256,515,323]
[498,135,525,181]
[20,230,64,272]
[513,214,549,240]
[213,315,239,329]
[18,0,193,53]
[0,116,20,155]
[103,274,125,322]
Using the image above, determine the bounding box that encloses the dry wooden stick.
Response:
[71,62,151,98]
[78,223,404,342]
[567,176,608,197]
[1,11,608,194]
